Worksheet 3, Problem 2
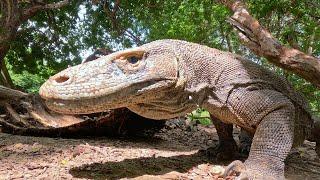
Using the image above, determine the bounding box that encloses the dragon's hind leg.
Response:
[239,128,253,155]
[224,88,295,179]
[205,116,238,160]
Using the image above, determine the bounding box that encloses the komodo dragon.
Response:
[40,39,319,179]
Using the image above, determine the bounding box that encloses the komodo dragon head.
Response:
[40,40,188,117]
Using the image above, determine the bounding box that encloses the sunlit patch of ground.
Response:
[0,123,319,179]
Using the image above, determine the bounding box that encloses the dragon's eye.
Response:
[127,56,139,64]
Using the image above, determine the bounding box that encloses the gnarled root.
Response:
[0,86,165,137]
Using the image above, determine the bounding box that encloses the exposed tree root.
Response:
[0,86,166,138]
[5,103,32,127]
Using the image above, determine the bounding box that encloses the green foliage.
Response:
[288,74,320,116]
[10,71,46,93]
[7,61,56,93]
[9,1,83,70]
[188,108,212,126]
[133,0,236,50]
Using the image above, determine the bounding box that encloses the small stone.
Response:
[210,165,224,175]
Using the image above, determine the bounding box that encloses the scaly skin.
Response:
[40,39,316,179]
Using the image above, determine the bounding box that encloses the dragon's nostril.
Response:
[55,75,70,83]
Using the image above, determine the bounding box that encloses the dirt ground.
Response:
[0,120,320,180]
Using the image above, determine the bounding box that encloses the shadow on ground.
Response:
[69,150,320,180]
[0,133,213,156]
[69,151,230,179]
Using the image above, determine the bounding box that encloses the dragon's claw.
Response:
[223,160,246,178]
[223,160,284,180]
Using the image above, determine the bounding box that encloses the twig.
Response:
[0,117,23,130]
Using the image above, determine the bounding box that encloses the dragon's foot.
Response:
[223,159,285,180]
[238,140,251,155]
[203,139,238,160]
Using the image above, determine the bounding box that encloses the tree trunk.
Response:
[217,0,320,88]
[1,60,14,87]
[0,45,14,87]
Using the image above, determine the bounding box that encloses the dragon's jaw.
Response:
[41,76,177,114]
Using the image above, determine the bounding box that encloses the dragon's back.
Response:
[216,53,313,145]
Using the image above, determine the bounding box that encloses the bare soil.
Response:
[0,120,320,180]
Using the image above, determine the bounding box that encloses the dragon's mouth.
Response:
[42,78,177,114]
[44,99,124,114]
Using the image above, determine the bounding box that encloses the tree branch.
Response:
[217,0,320,88]
[103,0,123,35]
[124,30,142,45]
[21,0,69,22]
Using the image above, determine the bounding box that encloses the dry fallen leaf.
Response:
[61,159,68,165]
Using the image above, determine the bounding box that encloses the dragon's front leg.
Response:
[216,89,294,179]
